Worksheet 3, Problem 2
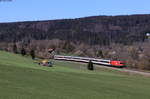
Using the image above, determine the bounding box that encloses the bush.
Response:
[21,48,26,56]
[87,60,94,70]
[13,44,18,54]
[30,49,35,59]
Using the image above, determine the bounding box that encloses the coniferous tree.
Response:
[30,49,35,59]
[21,48,26,56]
[87,60,94,70]
[13,44,18,54]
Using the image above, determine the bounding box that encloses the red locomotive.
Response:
[110,61,125,68]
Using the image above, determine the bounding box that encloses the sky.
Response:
[0,0,150,22]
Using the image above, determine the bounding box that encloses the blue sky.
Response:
[0,0,150,22]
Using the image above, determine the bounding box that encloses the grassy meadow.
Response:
[0,51,150,99]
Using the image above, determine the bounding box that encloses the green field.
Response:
[0,51,150,99]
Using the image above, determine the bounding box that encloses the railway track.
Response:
[54,55,150,77]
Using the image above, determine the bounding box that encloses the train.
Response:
[54,55,126,68]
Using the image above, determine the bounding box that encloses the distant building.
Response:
[146,33,150,39]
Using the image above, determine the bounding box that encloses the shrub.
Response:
[13,44,18,54]
[87,60,94,70]
[30,49,35,59]
[21,48,26,56]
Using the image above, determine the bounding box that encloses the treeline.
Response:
[0,14,150,45]
[3,42,36,59]
[1,39,150,70]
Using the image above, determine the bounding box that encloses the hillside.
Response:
[1,14,150,45]
[1,14,150,71]
[0,51,150,99]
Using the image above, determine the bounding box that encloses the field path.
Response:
[95,65,150,77]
